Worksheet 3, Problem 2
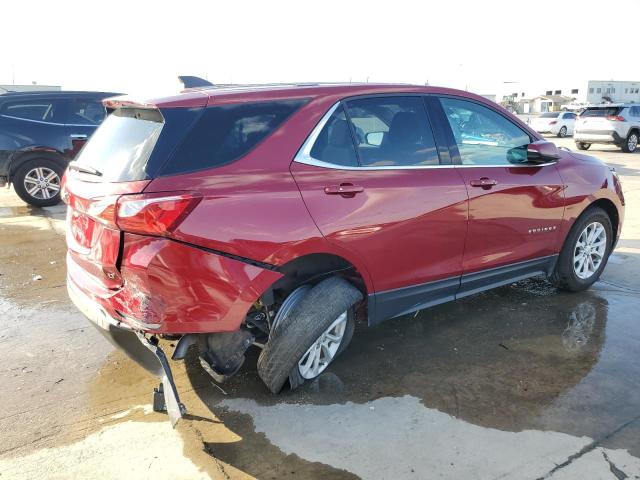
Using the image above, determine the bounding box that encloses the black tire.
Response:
[576,142,591,150]
[558,126,567,138]
[12,159,64,207]
[257,277,362,393]
[551,206,613,292]
[621,130,638,153]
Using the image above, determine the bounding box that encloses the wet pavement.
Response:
[0,137,639,479]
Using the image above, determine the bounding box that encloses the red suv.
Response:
[64,84,625,424]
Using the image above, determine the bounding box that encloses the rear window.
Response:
[540,112,559,118]
[74,108,164,181]
[74,99,307,182]
[581,107,623,117]
[159,99,308,176]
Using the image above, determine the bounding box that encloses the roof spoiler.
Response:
[178,76,214,89]
[102,95,156,113]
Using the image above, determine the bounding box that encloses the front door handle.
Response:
[470,177,498,189]
[70,134,88,140]
[324,183,364,197]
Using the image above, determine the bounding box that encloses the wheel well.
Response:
[590,198,619,245]
[9,151,67,179]
[264,253,367,307]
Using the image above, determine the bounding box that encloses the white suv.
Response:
[574,104,640,153]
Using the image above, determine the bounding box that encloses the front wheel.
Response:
[257,277,362,393]
[551,207,612,292]
[575,142,591,150]
[622,131,638,153]
[13,159,64,207]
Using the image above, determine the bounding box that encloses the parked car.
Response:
[561,102,589,112]
[0,90,118,206]
[531,111,576,137]
[63,84,624,424]
[574,104,640,153]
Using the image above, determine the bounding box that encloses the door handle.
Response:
[70,134,88,140]
[470,177,498,189]
[324,183,364,196]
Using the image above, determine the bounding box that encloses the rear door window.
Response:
[160,99,308,175]
[344,96,440,167]
[309,104,359,167]
[0,98,64,123]
[68,99,106,125]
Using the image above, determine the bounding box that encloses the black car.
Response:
[0,90,118,206]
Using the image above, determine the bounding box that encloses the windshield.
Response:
[75,108,164,181]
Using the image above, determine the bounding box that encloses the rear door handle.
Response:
[470,178,498,189]
[70,134,88,140]
[324,183,364,196]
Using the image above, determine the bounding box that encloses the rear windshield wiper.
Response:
[68,161,102,176]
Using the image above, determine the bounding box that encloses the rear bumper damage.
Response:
[67,279,186,425]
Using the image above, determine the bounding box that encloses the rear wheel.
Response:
[551,207,612,292]
[13,159,64,207]
[257,277,362,393]
[558,126,567,138]
[622,131,638,153]
[576,142,591,150]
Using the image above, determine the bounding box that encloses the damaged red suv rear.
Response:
[64,84,624,424]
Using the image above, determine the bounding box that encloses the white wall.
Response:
[586,81,640,104]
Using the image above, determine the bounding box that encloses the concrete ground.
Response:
[0,137,639,479]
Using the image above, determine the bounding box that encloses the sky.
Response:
[1,0,639,98]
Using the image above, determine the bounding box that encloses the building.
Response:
[0,84,61,94]
[520,95,574,113]
[494,80,640,112]
[585,80,640,104]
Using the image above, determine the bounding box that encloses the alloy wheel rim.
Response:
[23,167,60,200]
[629,134,638,151]
[559,127,566,137]
[298,311,347,379]
[573,222,607,279]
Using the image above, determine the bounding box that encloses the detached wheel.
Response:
[558,126,567,138]
[576,142,591,150]
[622,131,638,153]
[551,207,612,292]
[13,159,64,207]
[257,277,362,393]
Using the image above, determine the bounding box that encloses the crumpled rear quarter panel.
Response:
[112,233,282,333]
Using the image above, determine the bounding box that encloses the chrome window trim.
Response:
[293,101,557,171]
[0,113,98,128]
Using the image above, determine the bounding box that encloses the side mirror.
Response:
[365,131,385,146]
[527,140,560,164]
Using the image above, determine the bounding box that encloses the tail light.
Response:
[116,193,201,236]
[549,121,557,125]
[68,191,201,237]
[607,115,626,121]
